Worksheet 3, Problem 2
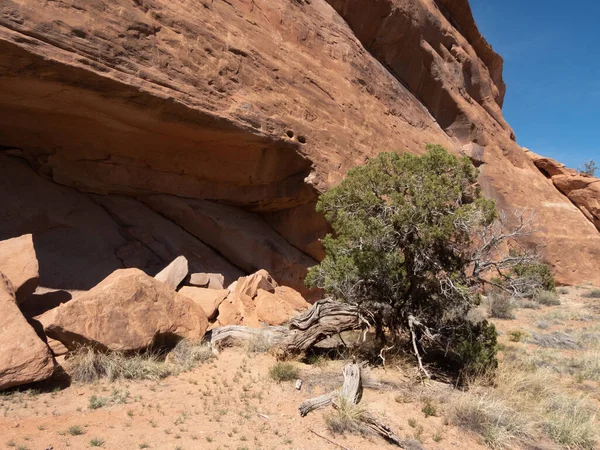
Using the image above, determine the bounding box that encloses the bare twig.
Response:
[308,429,351,450]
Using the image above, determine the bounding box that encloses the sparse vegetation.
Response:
[451,360,599,449]
[534,290,561,306]
[68,347,173,383]
[268,362,299,382]
[89,437,105,447]
[583,289,600,299]
[168,340,214,369]
[67,425,85,436]
[579,159,597,177]
[324,398,368,436]
[490,292,515,319]
[68,340,214,384]
[508,330,528,342]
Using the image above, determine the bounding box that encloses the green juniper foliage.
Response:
[306,145,498,375]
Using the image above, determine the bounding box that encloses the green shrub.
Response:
[453,321,498,381]
[508,330,528,343]
[269,362,299,382]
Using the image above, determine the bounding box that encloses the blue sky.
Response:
[469,0,599,169]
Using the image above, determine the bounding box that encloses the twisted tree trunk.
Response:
[279,298,369,357]
[207,298,369,358]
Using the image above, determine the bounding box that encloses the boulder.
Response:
[188,273,225,290]
[0,234,39,303]
[236,270,277,298]
[40,268,208,352]
[178,287,229,321]
[216,270,309,326]
[0,272,54,390]
[155,256,188,290]
[255,286,311,326]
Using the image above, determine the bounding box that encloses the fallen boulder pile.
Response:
[0,236,312,391]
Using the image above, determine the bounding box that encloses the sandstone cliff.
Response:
[1,0,599,288]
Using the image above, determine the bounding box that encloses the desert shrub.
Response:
[245,334,271,353]
[534,290,560,306]
[511,261,556,296]
[489,292,515,319]
[306,145,498,376]
[508,331,528,343]
[452,321,499,380]
[269,362,299,382]
[583,289,600,299]
[557,287,569,295]
[516,299,540,309]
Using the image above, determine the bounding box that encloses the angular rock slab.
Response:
[188,273,225,290]
[178,287,229,321]
[155,255,188,290]
[0,234,39,303]
[41,268,208,352]
[0,272,54,391]
[217,270,309,326]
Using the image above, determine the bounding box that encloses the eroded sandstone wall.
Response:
[1,0,599,287]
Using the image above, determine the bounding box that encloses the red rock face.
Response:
[1,0,599,286]
[526,150,600,233]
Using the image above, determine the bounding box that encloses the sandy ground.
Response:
[1,350,484,450]
[2,286,599,450]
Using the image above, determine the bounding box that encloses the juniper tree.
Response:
[306,145,500,377]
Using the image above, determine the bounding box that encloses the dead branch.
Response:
[308,429,351,450]
[299,362,405,447]
[208,325,289,349]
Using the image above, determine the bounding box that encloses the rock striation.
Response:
[1,0,599,286]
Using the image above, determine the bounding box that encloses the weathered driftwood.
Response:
[280,298,370,356]
[207,325,289,349]
[207,298,370,357]
[299,361,404,448]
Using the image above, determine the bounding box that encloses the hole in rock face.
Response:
[286,130,294,138]
[297,135,307,144]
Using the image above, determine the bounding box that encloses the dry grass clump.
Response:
[268,362,299,382]
[449,358,599,449]
[168,339,214,370]
[324,398,369,436]
[67,347,173,382]
[68,340,213,383]
[245,334,271,353]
